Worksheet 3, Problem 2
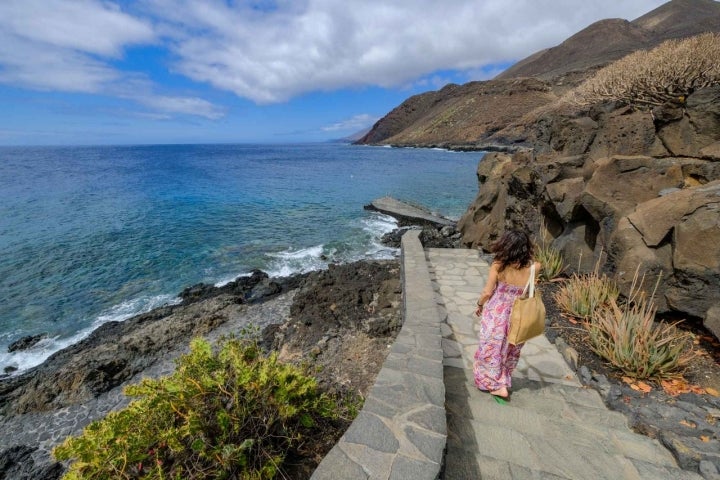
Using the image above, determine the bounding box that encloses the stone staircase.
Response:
[427,248,703,480]
[311,236,706,479]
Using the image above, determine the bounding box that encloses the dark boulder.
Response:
[0,445,64,480]
[179,269,269,304]
[8,334,48,353]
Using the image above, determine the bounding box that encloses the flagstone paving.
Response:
[427,247,702,480]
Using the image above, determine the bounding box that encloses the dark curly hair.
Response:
[490,229,534,272]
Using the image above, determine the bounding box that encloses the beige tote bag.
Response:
[507,263,546,346]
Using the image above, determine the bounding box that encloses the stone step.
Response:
[444,366,627,428]
[446,391,678,466]
[444,408,701,479]
[442,448,704,480]
[446,393,631,437]
[504,379,628,427]
[631,459,707,480]
[445,412,641,479]
[443,366,702,479]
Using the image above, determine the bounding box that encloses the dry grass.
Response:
[565,33,720,108]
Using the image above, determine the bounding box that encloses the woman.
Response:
[473,229,541,402]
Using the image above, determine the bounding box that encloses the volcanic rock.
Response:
[458,86,720,338]
[7,334,48,353]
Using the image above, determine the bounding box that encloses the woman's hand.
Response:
[474,303,483,317]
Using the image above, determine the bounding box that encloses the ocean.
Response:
[0,143,482,374]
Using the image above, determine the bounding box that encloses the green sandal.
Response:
[491,394,509,405]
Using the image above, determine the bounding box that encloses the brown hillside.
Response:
[496,19,651,81]
[357,0,720,148]
[499,0,720,81]
[358,78,556,148]
[359,87,455,144]
[633,0,720,41]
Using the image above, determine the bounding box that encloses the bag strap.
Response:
[522,263,536,298]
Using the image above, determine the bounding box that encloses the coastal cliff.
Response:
[457,85,720,337]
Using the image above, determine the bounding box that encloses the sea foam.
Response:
[1,294,180,375]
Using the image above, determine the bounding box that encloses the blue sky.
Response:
[0,0,667,146]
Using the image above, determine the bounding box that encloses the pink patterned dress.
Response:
[473,281,525,391]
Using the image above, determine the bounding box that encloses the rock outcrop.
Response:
[458,86,720,338]
[262,261,401,397]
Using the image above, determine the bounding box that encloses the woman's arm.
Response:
[475,261,499,316]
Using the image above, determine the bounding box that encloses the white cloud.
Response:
[0,0,153,93]
[0,0,669,110]
[0,0,154,57]
[144,0,666,103]
[0,0,223,119]
[136,95,225,120]
[0,30,120,93]
[322,114,378,132]
[131,112,174,121]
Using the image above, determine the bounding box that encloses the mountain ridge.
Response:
[357,0,720,148]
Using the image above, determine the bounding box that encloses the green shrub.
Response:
[554,273,619,319]
[585,298,694,380]
[535,243,565,281]
[53,337,349,480]
[568,33,720,108]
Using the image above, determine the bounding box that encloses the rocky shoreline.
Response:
[0,259,403,479]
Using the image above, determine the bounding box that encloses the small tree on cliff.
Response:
[567,33,720,108]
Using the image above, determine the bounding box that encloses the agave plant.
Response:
[554,273,619,319]
[535,243,565,281]
[586,298,694,380]
[585,266,694,380]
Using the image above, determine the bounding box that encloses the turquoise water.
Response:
[0,143,482,373]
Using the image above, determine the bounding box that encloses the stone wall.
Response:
[311,231,447,479]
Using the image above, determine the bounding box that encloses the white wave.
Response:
[93,294,180,326]
[365,230,401,260]
[214,277,236,288]
[365,242,400,260]
[264,244,328,277]
[360,212,400,260]
[0,294,180,376]
[0,333,86,374]
[214,271,254,287]
[267,244,324,260]
[361,212,398,236]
